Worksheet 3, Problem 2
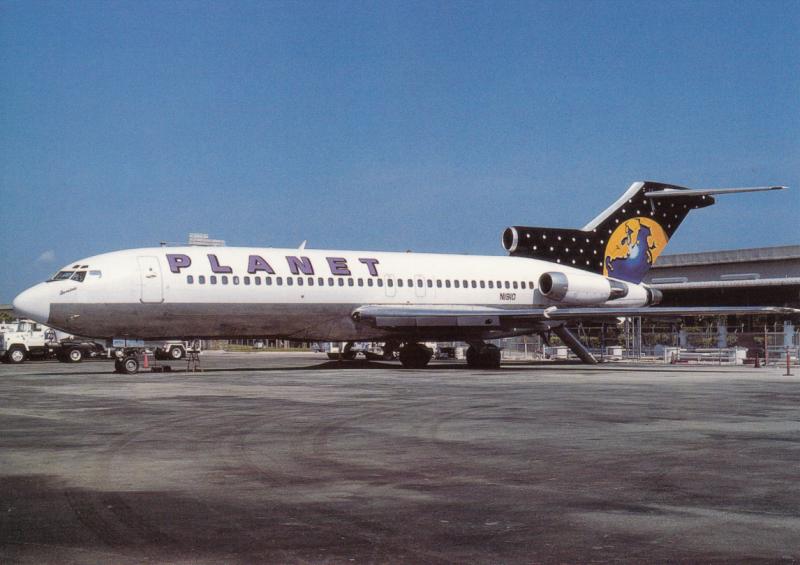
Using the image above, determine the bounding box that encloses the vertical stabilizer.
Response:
[502,181,715,283]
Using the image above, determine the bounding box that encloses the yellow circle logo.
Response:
[603,217,668,283]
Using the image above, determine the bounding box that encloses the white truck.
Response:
[0,320,54,363]
[0,320,103,364]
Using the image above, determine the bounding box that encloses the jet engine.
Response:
[538,271,663,306]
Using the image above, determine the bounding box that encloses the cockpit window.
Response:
[71,271,87,282]
[89,270,102,278]
[50,271,75,281]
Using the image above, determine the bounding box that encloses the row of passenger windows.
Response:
[186,275,535,290]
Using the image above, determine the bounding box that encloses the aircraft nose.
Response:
[12,284,51,324]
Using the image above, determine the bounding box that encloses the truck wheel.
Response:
[6,346,27,364]
[169,346,185,360]
[121,356,140,374]
[67,348,84,363]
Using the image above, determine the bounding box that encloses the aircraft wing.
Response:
[353,304,800,329]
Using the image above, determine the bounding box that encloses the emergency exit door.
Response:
[137,256,164,303]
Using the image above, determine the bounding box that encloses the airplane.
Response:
[11,181,797,373]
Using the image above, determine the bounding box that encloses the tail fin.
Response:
[501,181,785,284]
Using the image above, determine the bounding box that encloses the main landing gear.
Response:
[465,342,502,369]
[398,342,433,369]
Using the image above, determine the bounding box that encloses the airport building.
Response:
[645,244,800,309]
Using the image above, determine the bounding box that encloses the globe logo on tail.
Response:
[603,217,668,283]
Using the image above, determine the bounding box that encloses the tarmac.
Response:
[1,352,798,564]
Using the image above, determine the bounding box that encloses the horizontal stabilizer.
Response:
[644,186,787,198]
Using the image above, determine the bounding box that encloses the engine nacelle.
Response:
[538,271,662,307]
[538,271,624,305]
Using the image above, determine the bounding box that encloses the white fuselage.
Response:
[12,246,651,342]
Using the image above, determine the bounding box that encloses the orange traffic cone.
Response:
[142,352,149,369]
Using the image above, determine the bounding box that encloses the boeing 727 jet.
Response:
[11,181,796,372]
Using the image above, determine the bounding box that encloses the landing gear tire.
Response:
[399,343,432,369]
[341,342,357,360]
[116,356,140,374]
[5,346,26,364]
[381,340,399,361]
[466,346,479,368]
[465,344,501,369]
[169,346,185,360]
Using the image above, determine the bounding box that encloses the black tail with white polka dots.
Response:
[501,181,719,283]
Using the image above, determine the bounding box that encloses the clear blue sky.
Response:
[1,0,798,302]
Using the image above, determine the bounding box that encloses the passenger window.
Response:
[529,281,534,288]
[71,271,86,282]
[277,277,283,286]
[297,277,303,286]
[287,277,293,286]
[338,278,344,286]
[328,277,334,286]
[505,281,510,289]
[417,279,422,287]
[308,277,314,286]
[488,281,494,289]
[496,281,502,288]
[222,276,229,285]
[427,280,433,288]
[454,280,460,288]
[367,279,374,287]
[436,280,442,288]
[210,275,217,284]
[318,277,324,286]
[520,281,526,289]
[480,281,485,288]
[397,279,403,287]
[255,277,261,285]
[348,278,354,287]
[244,276,250,285]
[266,277,272,286]
[357,278,364,287]
[445,280,451,288]
[187,275,194,284]
[513,281,518,289]
[233,276,240,285]
[463,280,468,288]
[407,279,413,287]
[387,279,394,287]
[377,279,384,287]
[471,281,476,288]
[199,275,206,284]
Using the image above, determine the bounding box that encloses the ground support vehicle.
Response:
[1,321,58,363]
[154,340,201,360]
[54,338,106,363]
